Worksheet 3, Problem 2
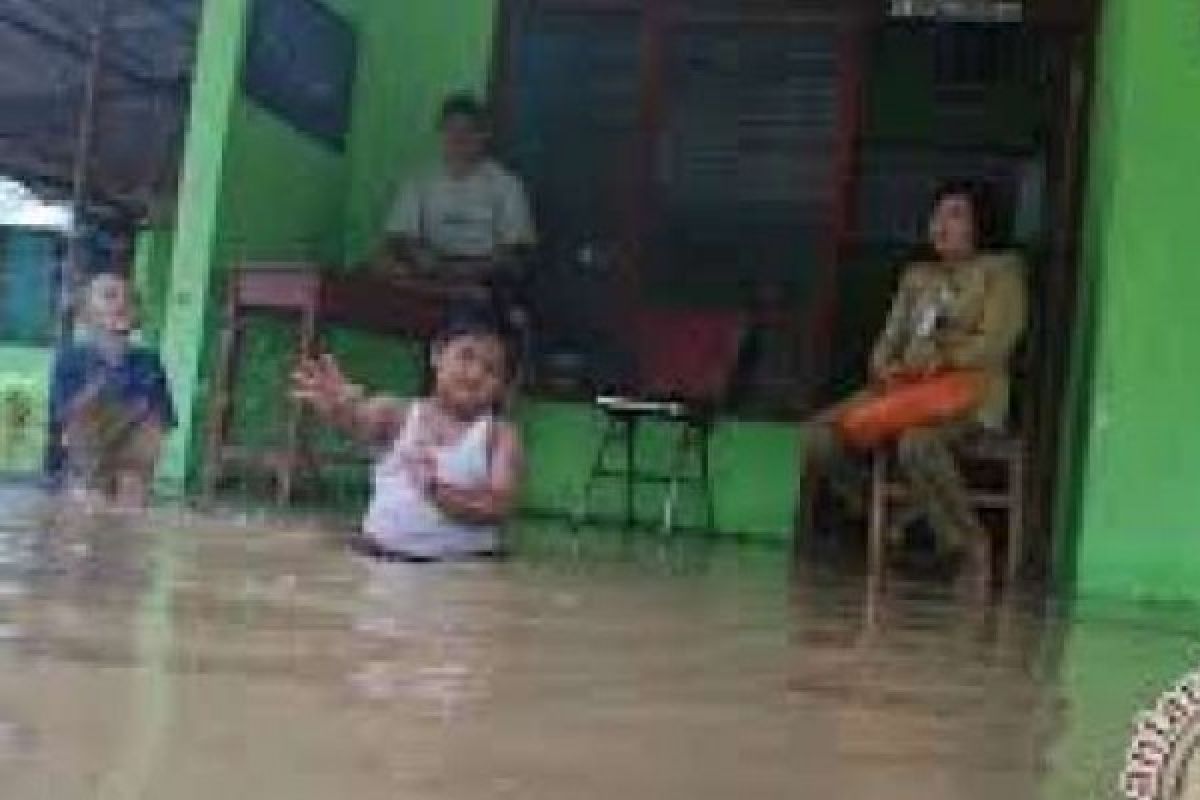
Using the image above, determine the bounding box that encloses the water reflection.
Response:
[0,488,1197,798]
[788,572,1065,798]
[348,560,506,719]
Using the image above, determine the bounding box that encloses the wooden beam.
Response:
[0,6,185,92]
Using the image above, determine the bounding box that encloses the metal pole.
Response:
[62,0,112,338]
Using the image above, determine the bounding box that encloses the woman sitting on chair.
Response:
[802,179,1028,591]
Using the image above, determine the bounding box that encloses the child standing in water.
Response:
[47,272,175,508]
[292,307,523,561]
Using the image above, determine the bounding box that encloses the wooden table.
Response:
[323,269,489,337]
[201,263,482,505]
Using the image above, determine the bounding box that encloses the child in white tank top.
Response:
[293,308,523,561]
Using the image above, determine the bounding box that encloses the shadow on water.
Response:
[0,486,1197,798]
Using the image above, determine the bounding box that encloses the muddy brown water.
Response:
[0,487,1195,799]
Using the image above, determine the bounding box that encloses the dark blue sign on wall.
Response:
[243,0,358,150]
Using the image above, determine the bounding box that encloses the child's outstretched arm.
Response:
[428,421,523,525]
[291,354,405,447]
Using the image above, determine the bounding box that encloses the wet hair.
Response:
[433,299,520,380]
[437,91,488,130]
[926,178,1008,251]
[73,270,129,316]
[81,269,126,290]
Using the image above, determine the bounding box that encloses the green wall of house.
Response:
[1062,0,1200,605]
[0,345,51,474]
[132,227,175,344]
[341,0,498,263]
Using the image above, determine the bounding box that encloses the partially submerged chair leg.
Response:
[662,419,716,535]
[580,403,719,535]
[575,412,639,530]
[868,449,889,584]
[623,416,637,527]
[574,417,614,529]
[662,423,689,534]
[1004,446,1026,585]
[866,437,1027,593]
[699,421,716,532]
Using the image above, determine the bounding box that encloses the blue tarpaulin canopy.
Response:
[0,0,199,220]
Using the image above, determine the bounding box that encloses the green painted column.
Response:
[156,0,249,496]
[1066,0,1200,603]
[131,227,175,345]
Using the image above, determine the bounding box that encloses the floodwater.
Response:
[0,487,1197,800]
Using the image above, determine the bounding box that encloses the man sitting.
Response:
[382,91,537,324]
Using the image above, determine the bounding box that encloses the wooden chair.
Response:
[202,265,322,507]
[867,428,1026,586]
[575,308,747,533]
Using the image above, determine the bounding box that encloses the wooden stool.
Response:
[867,430,1026,586]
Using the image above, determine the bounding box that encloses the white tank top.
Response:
[362,401,498,559]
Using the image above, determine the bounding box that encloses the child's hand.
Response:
[407,447,440,495]
[291,354,351,415]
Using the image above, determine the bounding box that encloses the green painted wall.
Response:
[0,346,51,474]
[214,101,350,266]
[1067,0,1200,602]
[341,0,497,263]
[519,401,798,538]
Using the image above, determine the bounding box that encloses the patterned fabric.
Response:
[870,252,1027,429]
[45,340,175,486]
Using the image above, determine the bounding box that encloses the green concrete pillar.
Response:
[131,226,174,345]
[156,0,249,496]
[1065,0,1200,602]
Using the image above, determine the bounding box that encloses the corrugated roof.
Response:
[0,0,199,220]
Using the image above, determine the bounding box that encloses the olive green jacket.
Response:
[870,251,1028,429]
